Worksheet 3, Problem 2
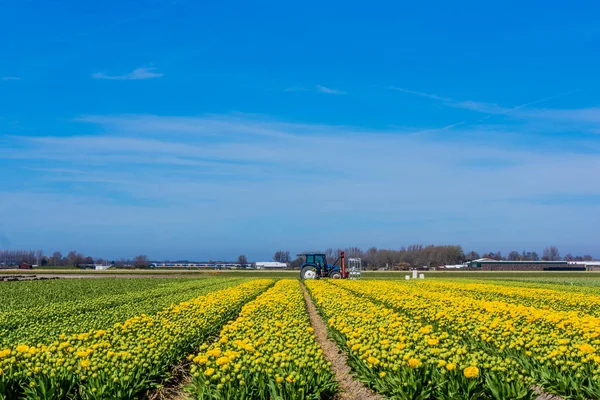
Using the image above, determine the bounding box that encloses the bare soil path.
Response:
[146,362,192,400]
[301,283,383,400]
[534,386,564,400]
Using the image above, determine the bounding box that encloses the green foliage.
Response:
[0,278,246,345]
[0,280,273,400]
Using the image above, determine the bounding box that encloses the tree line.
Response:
[0,250,150,268]
[0,245,595,269]
[0,250,106,267]
[272,245,594,270]
[0,250,44,266]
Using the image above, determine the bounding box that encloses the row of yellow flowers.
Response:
[0,279,273,400]
[307,280,558,400]
[409,279,600,316]
[330,279,600,399]
[187,279,336,399]
[335,280,600,365]
[0,278,245,346]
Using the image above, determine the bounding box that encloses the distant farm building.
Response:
[150,262,243,269]
[255,262,288,269]
[441,263,468,269]
[468,259,581,271]
[569,261,600,271]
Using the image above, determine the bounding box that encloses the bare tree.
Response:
[67,251,84,267]
[542,246,561,261]
[363,247,378,268]
[520,251,533,261]
[289,256,304,269]
[273,250,290,263]
[345,246,363,259]
[51,251,63,266]
[323,248,337,263]
[34,249,43,266]
[114,258,130,267]
[133,255,149,268]
[237,254,248,268]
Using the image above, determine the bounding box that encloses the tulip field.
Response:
[187,279,336,399]
[306,279,600,400]
[0,278,268,399]
[1,275,600,399]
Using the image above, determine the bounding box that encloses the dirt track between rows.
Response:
[301,283,383,400]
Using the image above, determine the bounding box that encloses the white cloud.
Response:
[3,114,600,257]
[8,114,599,193]
[284,85,346,95]
[75,113,382,140]
[91,67,163,80]
[316,84,345,95]
[389,87,518,117]
[1,76,21,81]
[448,100,508,114]
[389,86,600,130]
[389,86,452,101]
[450,102,600,127]
[519,107,600,124]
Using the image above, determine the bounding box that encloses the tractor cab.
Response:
[298,252,344,280]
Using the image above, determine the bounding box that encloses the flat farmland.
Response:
[3,268,600,281]
[1,276,600,399]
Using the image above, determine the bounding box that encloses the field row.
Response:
[0,279,273,399]
[412,279,600,316]
[0,278,247,345]
[0,278,201,311]
[187,279,336,399]
[307,279,600,400]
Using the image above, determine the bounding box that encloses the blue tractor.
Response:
[298,252,346,280]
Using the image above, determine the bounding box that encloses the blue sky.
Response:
[1,1,600,260]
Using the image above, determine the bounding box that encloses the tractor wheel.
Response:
[329,271,342,279]
[300,266,318,280]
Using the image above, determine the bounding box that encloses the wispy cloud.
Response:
[92,67,163,80]
[2,114,600,257]
[450,100,600,129]
[389,86,452,101]
[7,113,597,182]
[447,100,508,114]
[284,87,309,92]
[284,85,346,95]
[389,86,597,130]
[390,86,532,116]
[75,113,376,140]
[449,92,579,117]
[414,121,466,135]
[519,107,600,124]
[316,85,345,95]
[1,76,21,81]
